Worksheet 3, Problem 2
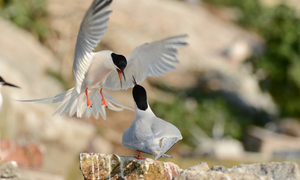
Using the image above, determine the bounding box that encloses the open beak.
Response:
[4,82,20,88]
[117,69,126,88]
[132,75,137,86]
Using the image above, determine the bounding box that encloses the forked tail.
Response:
[19,87,132,119]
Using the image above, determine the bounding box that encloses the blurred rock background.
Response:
[0,0,300,179]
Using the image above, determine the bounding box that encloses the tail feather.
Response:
[102,90,132,111]
[18,87,132,119]
[155,137,178,161]
[59,90,78,115]
[69,98,78,117]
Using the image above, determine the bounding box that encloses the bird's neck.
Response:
[134,101,155,120]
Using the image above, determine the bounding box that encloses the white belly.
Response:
[81,51,114,91]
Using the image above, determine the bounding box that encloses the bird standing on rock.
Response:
[122,77,182,161]
[20,0,187,120]
[0,76,20,113]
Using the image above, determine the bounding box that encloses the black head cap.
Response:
[133,84,148,111]
[111,53,127,71]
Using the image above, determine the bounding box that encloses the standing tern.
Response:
[122,77,182,161]
[0,76,20,113]
[21,0,188,120]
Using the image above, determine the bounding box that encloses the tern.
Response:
[21,0,188,120]
[0,76,20,113]
[122,77,182,161]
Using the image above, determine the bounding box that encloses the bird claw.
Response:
[134,156,145,160]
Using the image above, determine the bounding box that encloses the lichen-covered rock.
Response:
[79,153,180,180]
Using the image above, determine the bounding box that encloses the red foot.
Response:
[134,156,145,160]
[85,88,92,107]
[100,89,108,107]
[134,152,145,160]
[154,155,160,162]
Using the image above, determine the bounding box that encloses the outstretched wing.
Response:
[73,0,113,93]
[103,34,188,90]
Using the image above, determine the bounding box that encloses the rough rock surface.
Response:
[0,161,19,180]
[79,153,181,180]
[236,162,300,180]
[174,162,300,180]
[80,153,300,180]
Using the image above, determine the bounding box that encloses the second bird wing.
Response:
[103,34,188,90]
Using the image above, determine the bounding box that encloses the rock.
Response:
[244,125,300,159]
[174,170,271,180]
[0,139,44,169]
[79,153,180,180]
[185,162,209,172]
[193,137,245,160]
[0,161,19,179]
[236,162,300,180]
[175,161,300,180]
[277,118,300,137]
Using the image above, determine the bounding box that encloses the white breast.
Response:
[82,50,114,91]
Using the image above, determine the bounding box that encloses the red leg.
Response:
[154,155,160,162]
[85,88,92,107]
[100,89,108,107]
[134,151,145,160]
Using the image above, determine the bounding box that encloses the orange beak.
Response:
[117,69,126,88]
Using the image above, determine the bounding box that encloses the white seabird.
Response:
[21,0,187,120]
[122,76,182,161]
[0,76,20,113]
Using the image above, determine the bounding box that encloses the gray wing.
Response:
[154,137,181,161]
[103,34,188,90]
[73,0,113,93]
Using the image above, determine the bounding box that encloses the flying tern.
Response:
[21,0,188,120]
[122,77,182,161]
[0,76,20,113]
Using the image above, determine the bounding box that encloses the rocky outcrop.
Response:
[79,153,300,180]
[0,161,19,180]
[175,162,300,180]
[79,153,181,180]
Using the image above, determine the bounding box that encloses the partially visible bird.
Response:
[20,0,188,120]
[122,76,182,161]
[0,76,20,113]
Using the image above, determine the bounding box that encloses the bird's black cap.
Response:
[132,78,148,111]
[111,53,127,71]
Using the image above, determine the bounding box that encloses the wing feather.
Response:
[73,0,113,93]
[103,34,188,90]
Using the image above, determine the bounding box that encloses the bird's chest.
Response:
[83,59,113,89]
